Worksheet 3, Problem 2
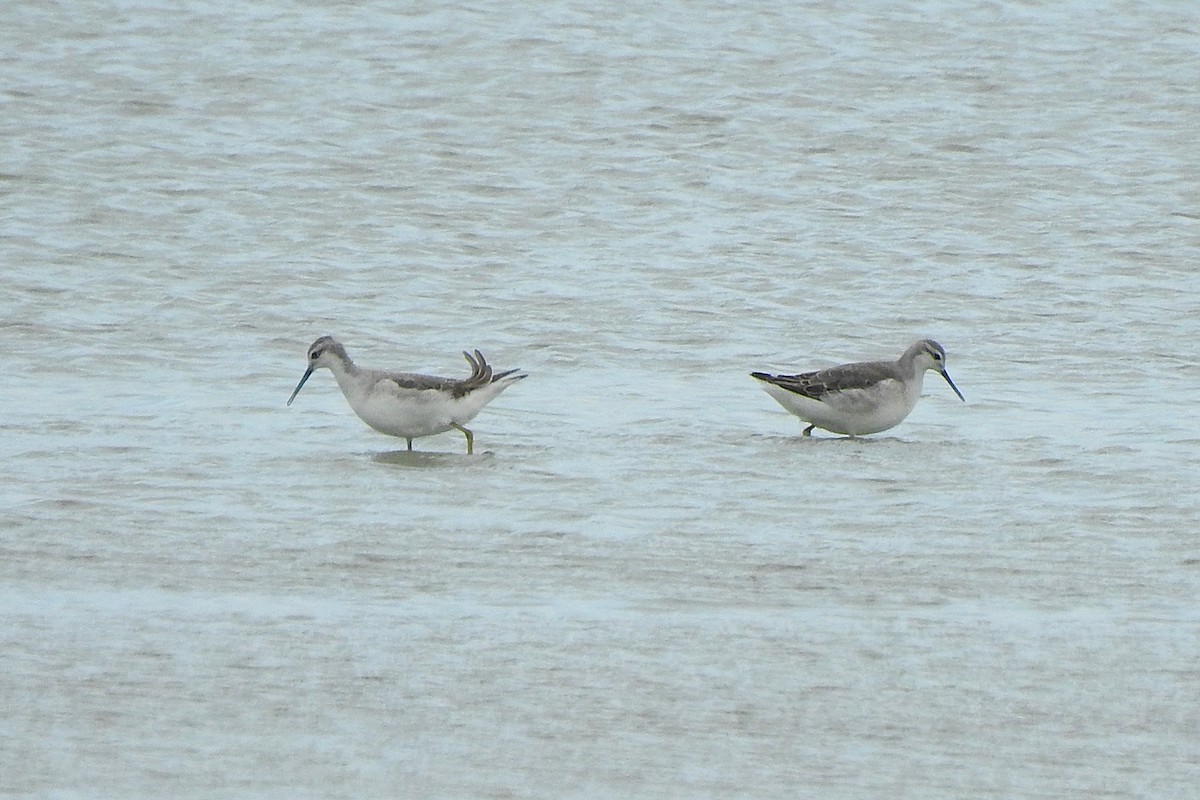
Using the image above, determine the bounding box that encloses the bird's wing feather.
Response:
[377,372,458,394]
[373,352,521,399]
[753,360,896,400]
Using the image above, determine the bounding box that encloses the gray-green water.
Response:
[3,1,1198,797]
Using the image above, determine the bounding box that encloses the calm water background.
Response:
[2,1,1198,797]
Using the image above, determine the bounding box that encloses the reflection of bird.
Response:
[752,339,964,437]
[288,336,526,454]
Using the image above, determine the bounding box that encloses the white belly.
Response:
[761,379,919,435]
[344,378,514,440]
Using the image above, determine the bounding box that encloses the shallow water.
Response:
[2,1,1199,797]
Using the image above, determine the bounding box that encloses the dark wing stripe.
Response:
[754,362,894,400]
[753,371,828,400]
[454,349,496,397]
[491,368,523,382]
[383,351,520,398]
[475,349,493,384]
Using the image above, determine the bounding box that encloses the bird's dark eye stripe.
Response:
[311,348,324,359]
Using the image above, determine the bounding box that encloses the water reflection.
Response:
[370,449,495,468]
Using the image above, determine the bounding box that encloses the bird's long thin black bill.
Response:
[287,367,314,406]
[941,370,965,402]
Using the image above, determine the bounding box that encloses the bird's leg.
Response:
[802,424,815,437]
[451,422,474,455]
[406,438,413,451]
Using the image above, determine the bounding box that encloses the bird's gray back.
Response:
[759,359,901,400]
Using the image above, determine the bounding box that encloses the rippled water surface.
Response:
[3,1,1198,797]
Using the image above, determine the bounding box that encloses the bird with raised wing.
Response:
[287,336,526,454]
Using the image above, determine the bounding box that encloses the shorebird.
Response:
[287,336,526,454]
[751,339,964,437]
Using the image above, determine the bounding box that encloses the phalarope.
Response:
[751,339,964,437]
[287,336,526,454]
